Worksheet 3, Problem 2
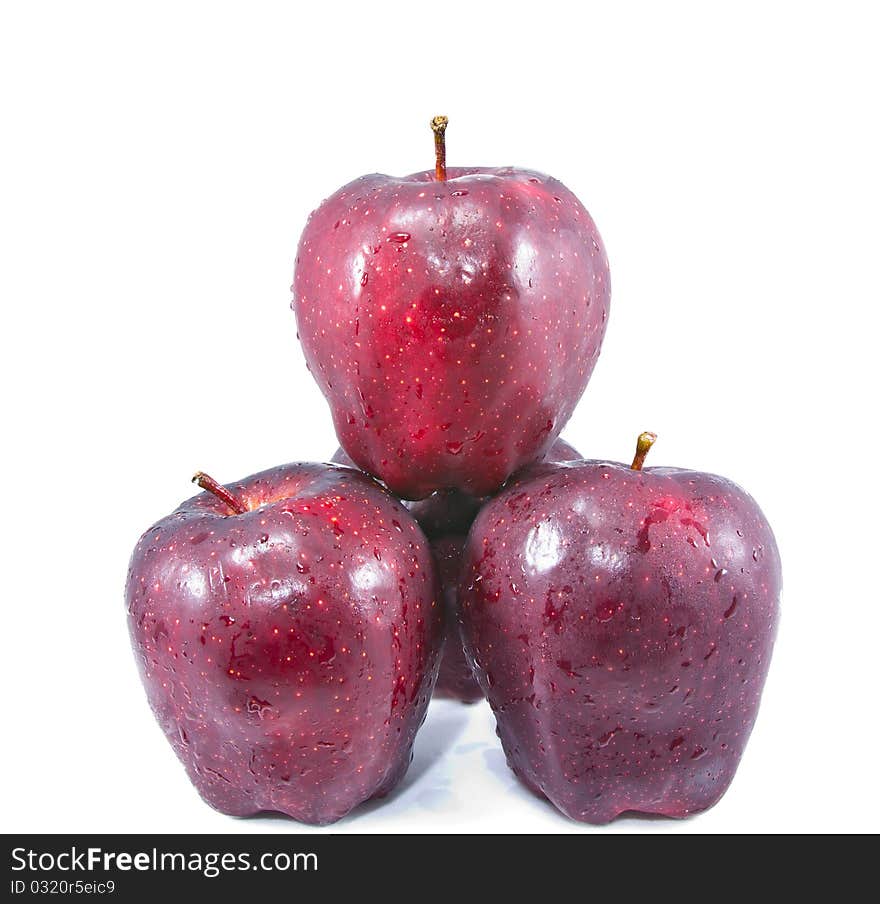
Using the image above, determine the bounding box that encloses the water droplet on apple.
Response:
[595,601,616,622]
[451,189,469,197]
[388,232,411,244]
[446,440,464,455]
[246,696,273,718]
[598,728,619,748]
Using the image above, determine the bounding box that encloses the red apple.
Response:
[294,117,610,499]
[125,464,442,825]
[459,433,781,822]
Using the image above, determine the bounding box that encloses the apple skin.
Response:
[331,438,582,704]
[459,458,781,823]
[294,167,610,499]
[428,437,584,704]
[431,535,483,703]
[332,447,482,701]
[125,463,442,825]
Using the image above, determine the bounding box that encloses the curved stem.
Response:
[630,432,658,471]
[431,115,448,181]
[192,471,248,514]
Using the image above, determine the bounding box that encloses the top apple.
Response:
[292,117,610,499]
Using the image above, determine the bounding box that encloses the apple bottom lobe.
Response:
[493,683,766,824]
[142,610,436,825]
[335,391,566,502]
[159,697,422,825]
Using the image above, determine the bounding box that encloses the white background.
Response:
[2,1,877,834]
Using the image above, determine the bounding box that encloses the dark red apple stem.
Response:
[431,115,448,181]
[631,432,658,471]
[192,471,248,514]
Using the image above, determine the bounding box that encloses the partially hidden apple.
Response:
[459,433,781,822]
[294,117,610,499]
[333,437,581,704]
[125,464,442,824]
[430,535,483,703]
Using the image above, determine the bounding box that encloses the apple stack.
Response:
[126,117,780,825]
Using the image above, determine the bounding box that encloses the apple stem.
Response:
[630,432,658,471]
[431,115,448,181]
[192,471,248,515]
